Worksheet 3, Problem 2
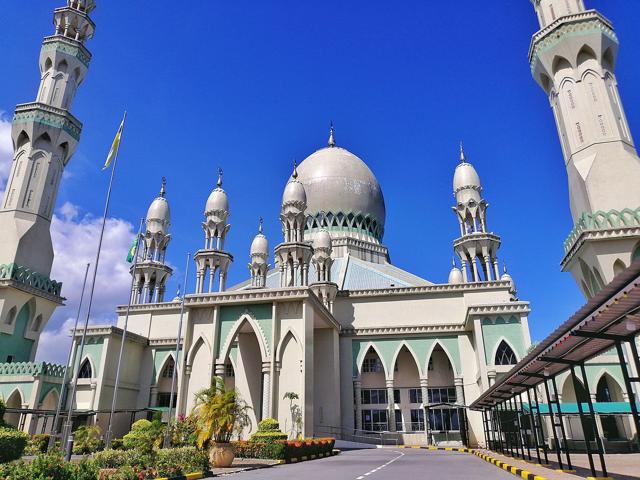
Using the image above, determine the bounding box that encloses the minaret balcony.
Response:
[42,35,92,68]
[13,102,82,141]
[528,10,615,66]
[53,7,96,43]
[453,232,501,249]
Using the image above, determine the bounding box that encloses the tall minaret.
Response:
[131,178,173,304]
[452,145,503,283]
[0,1,96,363]
[529,0,640,296]
[195,169,233,293]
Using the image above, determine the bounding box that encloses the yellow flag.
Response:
[103,115,125,170]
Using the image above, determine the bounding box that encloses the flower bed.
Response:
[234,437,335,461]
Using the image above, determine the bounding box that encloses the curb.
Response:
[287,449,341,464]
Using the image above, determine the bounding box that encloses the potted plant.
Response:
[193,376,251,468]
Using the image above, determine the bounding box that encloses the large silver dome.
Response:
[295,145,386,242]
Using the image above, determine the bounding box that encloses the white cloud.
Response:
[0,114,12,193]
[35,203,135,363]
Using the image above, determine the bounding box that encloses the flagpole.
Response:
[64,111,127,461]
[104,217,144,449]
[48,262,90,452]
[163,252,191,448]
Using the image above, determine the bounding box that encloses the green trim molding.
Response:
[564,207,640,253]
[0,263,63,297]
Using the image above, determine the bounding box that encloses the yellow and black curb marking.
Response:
[397,446,548,480]
[287,449,341,464]
[156,473,207,480]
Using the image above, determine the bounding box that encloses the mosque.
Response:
[0,0,638,447]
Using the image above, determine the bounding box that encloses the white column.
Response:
[420,377,429,434]
[487,369,496,387]
[354,379,362,431]
[150,386,158,407]
[262,362,271,421]
[484,256,493,281]
[386,379,396,432]
[454,376,464,405]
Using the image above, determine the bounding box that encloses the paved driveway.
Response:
[206,448,516,480]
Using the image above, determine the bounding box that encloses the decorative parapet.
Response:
[42,35,92,67]
[563,208,640,254]
[528,10,616,67]
[0,263,63,297]
[13,102,83,141]
[0,361,65,378]
[341,324,465,337]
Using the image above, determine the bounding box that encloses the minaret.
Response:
[529,0,640,296]
[131,178,173,304]
[275,163,313,287]
[0,1,96,362]
[195,169,233,293]
[452,145,502,283]
[248,218,269,288]
[310,229,338,311]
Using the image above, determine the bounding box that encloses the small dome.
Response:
[146,179,170,234]
[501,267,515,291]
[205,169,229,214]
[448,266,463,284]
[282,165,307,206]
[314,229,332,251]
[250,218,269,258]
[453,162,481,193]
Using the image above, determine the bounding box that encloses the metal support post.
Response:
[579,363,608,478]
[525,387,544,465]
[542,377,564,469]
[550,375,572,470]
[569,365,596,478]
[517,392,532,461]
[617,340,640,450]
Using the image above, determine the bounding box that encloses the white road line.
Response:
[355,450,405,480]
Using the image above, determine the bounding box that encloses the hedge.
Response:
[234,437,335,461]
[92,446,208,478]
[0,427,28,463]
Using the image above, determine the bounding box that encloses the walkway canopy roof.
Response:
[470,261,640,411]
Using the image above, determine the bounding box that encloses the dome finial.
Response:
[258,216,264,234]
[217,167,223,188]
[503,263,508,274]
[159,176,166,198]
[328,121,336,147]
[292,160,298,180]
[452,256,456,268]
[460,141,466,163]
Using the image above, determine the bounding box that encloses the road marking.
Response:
[355,450,405,480]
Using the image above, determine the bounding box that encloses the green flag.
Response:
[126,237,138,263]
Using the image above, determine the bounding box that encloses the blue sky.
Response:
[1,1,639,362]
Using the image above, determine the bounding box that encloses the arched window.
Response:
[32,314,43,332]
[4,306,17,325]
[78,358,92,379]
[161,359,175,378]
[613,259,626,277]
[596,376,612,402]
[495,341,517,366]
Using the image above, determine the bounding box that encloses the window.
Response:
[78,359,92,379]
[6,355,15,364]
[362,357,384,373]
[410,409,425,431]
[427,387,457,404]
[495,341,517,366]
[428,408,460,432]
[409,388,422,404]
[428,357,434,371]
[162,362,174,378]
[4,307,16,326]
[361,409,388,431]
[157,392,177,408]
[225,363,235,377]
[361,389,387,405]
[393,389,400,404]
[32,315,42,332]
[395,409,403,432]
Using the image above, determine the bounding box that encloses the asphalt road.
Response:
[208,448,517,480]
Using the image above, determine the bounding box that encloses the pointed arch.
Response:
[156,352,178,384]
[275,327,302,364]
[32,314,43,332]
[78,356,94,379]
[603,47,615,70]
[560,372,589,402]
[218,314,268,364]
[425,340,458,376]
[187,335,211,367]
[4,306,17,325]
[357,341,389,378]
[577,45,597,66]
[3,388,24,427]
[632,241,640,262]
[593,370,625,401]
[492,338,518,366]
[552,55,573,76]
[613,259,626,277]
[40,387,59,410]
[15,130,30,150]
[390,341,423,378]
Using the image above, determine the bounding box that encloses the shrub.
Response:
[283,438,335,460]
[233,440,285,460]
[110,438,125,450]
[73,425,103,454]
[0,398,5,426]
[92,449,150,469]
[249,418,287,443]
[0,427,28,463]
[28,451,76,480]
[154,447,208,477]
[24,434,50,455]
[76,457,100,480]
[167,414,197,448]
[122,419,164,456]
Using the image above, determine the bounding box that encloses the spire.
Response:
[258,216,264,234]
[217,167,223,188]
[460,141,466,163]
[292,160,298,180]
[328,122,336,148]
[159,177,166,198]
[452,257,457,268]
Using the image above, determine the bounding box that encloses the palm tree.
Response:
[193,376,251,447]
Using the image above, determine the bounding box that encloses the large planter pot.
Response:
[209,442,235,468]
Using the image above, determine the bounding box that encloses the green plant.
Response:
[75,457,100,480]
[24,434,50,455]
[122,419,164,457]
[283,391,302,439]
[233,440,286,459]
[110,437,125,450]
[92,448,150,469]
[193,376,251,446]
[27,451,75,480]
[154,447,208,477]
[167,414,197,447]
[249,418,287,443]
[0,398,6,427]
[73,425,103,454]
[0,427,28,463]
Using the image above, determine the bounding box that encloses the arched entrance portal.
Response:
[4,389,23,428]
